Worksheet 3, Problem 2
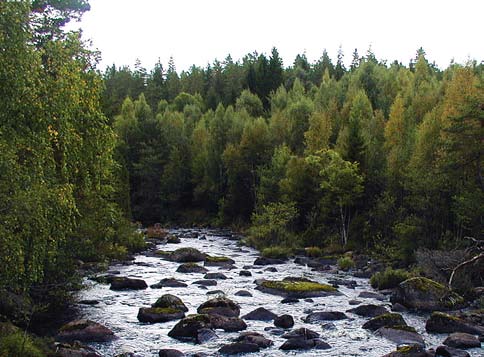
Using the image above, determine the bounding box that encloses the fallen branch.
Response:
[448,252,484,290]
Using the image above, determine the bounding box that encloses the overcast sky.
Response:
[75,0,484,72]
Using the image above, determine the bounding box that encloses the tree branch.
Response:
[448,252,484,290]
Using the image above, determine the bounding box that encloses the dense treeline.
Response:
[0,1,143,303]
[106,48,483,263]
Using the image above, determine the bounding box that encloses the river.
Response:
[76,228,482,356]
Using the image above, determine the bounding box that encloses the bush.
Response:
[0,333,44,357]
[337,256,355,271]
[261,246,293,259]
[370,268,411,290]
[305,246,323,257]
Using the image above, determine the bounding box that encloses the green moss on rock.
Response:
[261,280,337,293]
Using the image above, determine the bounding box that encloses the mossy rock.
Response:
[169,247,206,262]
[204,255,235,266]
[57,319,115,342]
[391,277,465,311]
[197,297,240,318]
[255,279,340,298]
[152,294,188,312]
[137,307,185,323]
[167,314,213,342]
[425,311,484,335]
[176,263,208,274]
[362,313,408,331]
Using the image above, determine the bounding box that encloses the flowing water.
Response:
[77,229,483,356]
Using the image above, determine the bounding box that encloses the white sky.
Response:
[74,0,484,72]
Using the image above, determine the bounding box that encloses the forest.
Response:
[0,1,483,356]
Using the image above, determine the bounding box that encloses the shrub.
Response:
[337,256,355,271]
[305,246,323,257]
[0,333,44,357]
[370,268,411,290]
[261,246,293,259]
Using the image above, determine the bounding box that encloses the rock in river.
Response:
[169,247,206,262]
[137,307,185,323]
[255,278,340,298]
[425,311,484,335]
[167,314,213,343]
[391,277,465,311]
[274,314,294,328]
[253,257,286,265]
[443,332,481,349]
[347,304,388,317]
[219,342,260,355]
[435,345,471,357]
[304,311,347,322]
[235,331,273,348]
[57,319,115,342]
[375,327,425,348]
[150,278,187,289]
[197,297,241,318]
[242,307,277,321]
[158,349,185,357]
[176,263,208,274]
[152,294,188,312]
[110,277,147,290]
[362,313,408,331]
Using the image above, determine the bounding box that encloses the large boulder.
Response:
[137,307,185,323]
[425,311,484,335]
[152,294,188,312]
[391,277,465,311]
[197,297,240,318]
[255,278,340,298]
[169,247,206,262]
[304,311,347,322]
[347,304,388,317]
[55,342,102,357]
[375,327,425,348]
[176,263,208,274]
[443,333,481,349]
[242,307,277,321]
[362,313,408,331]
[109,277,147,290]
[57,319,115,342]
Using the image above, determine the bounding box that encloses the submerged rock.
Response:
[239,270,252,277]
[110,277,147,290]
[193,280,218,286]
[234,290,252,297]
[253,257,286,265]
[204,272,228,280]
[57,319,115,342]
[55,342,102,357]
[391,277,465,311]
[242,307,277,321]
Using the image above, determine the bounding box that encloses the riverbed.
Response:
[76,228,482,356]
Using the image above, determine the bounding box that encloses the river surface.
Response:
[77,228,483,357]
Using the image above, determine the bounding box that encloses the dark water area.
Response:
[76,229,483,356]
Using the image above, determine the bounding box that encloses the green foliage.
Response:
[305,246,323,257]
[0,333,44,357]
[261,246,293,259]
[370,268,411,290]
[337,256,355,271]
[248,202,297,249]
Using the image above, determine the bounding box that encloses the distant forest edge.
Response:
[0,0,483,302]
[105,46,483,256]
